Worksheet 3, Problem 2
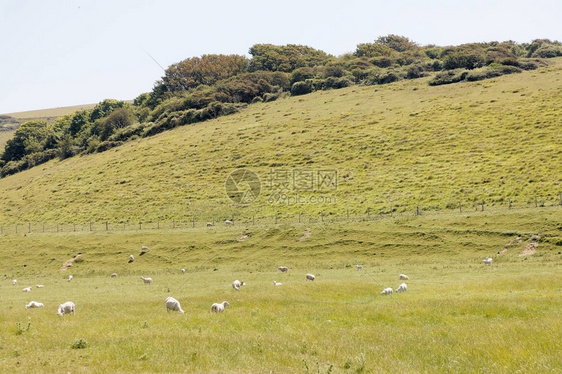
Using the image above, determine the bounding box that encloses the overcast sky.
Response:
[1,0,561,114]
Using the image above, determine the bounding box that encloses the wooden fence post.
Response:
[481,201,485,211]
[459,201,462,213]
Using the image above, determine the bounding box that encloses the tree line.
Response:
[2,35,561,177]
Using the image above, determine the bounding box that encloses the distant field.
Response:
[2,103,98,120]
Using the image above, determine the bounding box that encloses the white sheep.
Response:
[396,283,407,293]
[129,255,135,263]
[399,274,410,280]
[140,276,153,284]
[306,274,315,281]
[211,301,230,313]
[278,266,289,272]
[141,246,150,252]
[381,287,393,295]
[110,273,118,278]
[25,301,44,309]
[181,268,186,274]
[57,301,75,316]
[22,286,32,292]
[356,264,363,270]
[165,297,184,314]
[206,222,214,227]
[224,220,234,225]
[483,257,493,265]
[36,284,45,288]
[273,281,282,286]
[232,280,246,290]
[68,275,73,282]
[12,279,17,285]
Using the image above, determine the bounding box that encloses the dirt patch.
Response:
[299,228,312,241]
[61,254,82,271]
[498,235,522,255]
[519,235,540,256]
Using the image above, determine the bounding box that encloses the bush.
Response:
[428,69,468,86]
[291,80,313,96]
[531,45,562,58]
[71,338,88,349]
[465,65,522,82]
[95,141,123,153]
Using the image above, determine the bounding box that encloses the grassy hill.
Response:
[0,60,561,225]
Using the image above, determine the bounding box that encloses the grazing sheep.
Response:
[356,264,363,270]
[140,276,153,285]
[399,274,409,280]
[306,274,315,281]
[25,301,44,309]
[396,283,407,293]
[224,220,234,225]
[12,279,17,285]
[278,266,289,272]
[181,268,186,274]
[381,287,393,295]
[141,246,150,252]
[57,301,75,316]
[68,275,73,282]
[483,257,493,265]
[211,301,230,313]
[22,287,32,292]
[206,222,214,227]
[36,284,45,288]
[273,281,282,286]
[165,297,184,314]
[110,273,118,278]
[232,280,246,290]
[129,255,135,263]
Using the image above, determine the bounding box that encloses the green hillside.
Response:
[0,59,561,225]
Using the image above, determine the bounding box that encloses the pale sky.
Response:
[1,0,561,114]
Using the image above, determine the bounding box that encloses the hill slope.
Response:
[0,59,561,224]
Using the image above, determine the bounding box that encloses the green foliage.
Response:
[428,69,468,85]
[375,34,419,52]
[291,80,313,96]
[71,338,88,349]
[248,44,331,72]
[1,120,52,162]
[215,71,290,103]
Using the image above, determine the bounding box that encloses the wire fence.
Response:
[1,193,560,236]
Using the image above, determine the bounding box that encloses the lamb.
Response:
[25,301,44,309]
[110,273,118,278]
[356,264,363,270]
[36,284,45,288]
[140,276,153,284]
[211,301,229,313]
[399,274,410,280]
[273,281,282,286]
[232,280,246,290]
[68,275,73,282]
[381,287,393,295]
[22,287,32,292]
[483,257,493,265]
[129,255,135,263]
[224,220,234,225]
[396,283,407,293]
[165,297,184,313]
[181,268,186,274]
[306,274,315,281]
[278,266,289,272]
[57,301,75,316]
[12,279,17,285]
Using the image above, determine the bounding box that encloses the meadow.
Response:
[1,208,561,373]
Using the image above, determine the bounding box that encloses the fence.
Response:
[1,193,560,236]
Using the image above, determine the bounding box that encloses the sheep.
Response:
[211,301,229,313]
[141,246,150,252]
[68,275,73,282]
[181,268,186,274]
[25,301,44,309]
[273,281,282,286]
[483,257,493,265]
[57,301,75,316]
[356,264,363,270]
[12,279,17,285]
[396,283,407,293]
[278,266,289,272]
[22,287,32,292]
[206,222,214,227]
[140,276,153,285]
[36,284,45,288]
[224,220,234,225]
[399,274,410,280]
[232,280,246,290]
[129,255,135,263]
[110,273,118,278]
[381,287,393,295]
[306,274,315,281]
[165,297,184,314]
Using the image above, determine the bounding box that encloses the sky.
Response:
[1,0,561,114]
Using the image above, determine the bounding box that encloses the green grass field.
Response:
[1,208,561,373]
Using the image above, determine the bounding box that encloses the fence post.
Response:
[106,221,108,231]
[299,212,302,223]
[193,217,195,228]
[158,220,160,229]
[139,222,142,230]
[173,219,175,229]
[560,193,562,206]
[73,224,76,232]
[535,196,537,208]
[321,212,324,222]
[416,206,420,216]
[367,208,370,219]
[481,201,485,211]
[275,214,278,225]
[509,198,511,209]
[459,201,462,213]
[90,222,92,231]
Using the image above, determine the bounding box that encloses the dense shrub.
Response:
[465,64,522,81]
[291,80,313,96]
[428,69,468,86]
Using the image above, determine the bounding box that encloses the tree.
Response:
[375,35,419,52]
[248,44,331,73]
[1,120,51,162]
